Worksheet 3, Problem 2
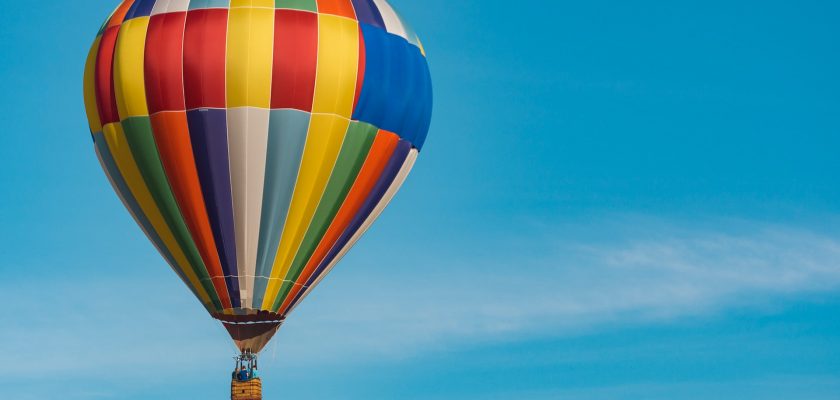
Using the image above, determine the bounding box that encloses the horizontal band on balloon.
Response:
[113,0,425,46]
[219,319,285,325]
[124,0,392,28]
[107,7,429,146]
[221,319,282,353]
[119,0,407,39]
[213,311,286,324]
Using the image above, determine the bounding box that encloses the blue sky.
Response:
[1,0,839,399]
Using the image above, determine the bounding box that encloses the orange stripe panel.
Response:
[149,112,233,309]
[316,0,357,19]
[107,0,136,29]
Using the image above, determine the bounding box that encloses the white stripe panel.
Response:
[288,149,418,314]
[228,107,271,309]
[372,0,408,39]
[395,12,421,48]
[150,0,171,15]
[151,0,190,15]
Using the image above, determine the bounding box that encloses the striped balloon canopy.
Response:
[82,0,432,353]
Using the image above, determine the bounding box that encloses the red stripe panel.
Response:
[95,1,135,125]
[352,24,366,111]
[270,10,318,111]
[149,112,233,309]
[145,12,188,114]
[316,0,357,19]
[276,130,399,315]
[94,26,121,125]
[183,9,228,110]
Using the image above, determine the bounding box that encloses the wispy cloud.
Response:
[2,216,838,375]
[274,216,840,363]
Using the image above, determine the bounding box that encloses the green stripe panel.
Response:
[272,121,377,310]
[121,117,224,311]
[276,0,318,12]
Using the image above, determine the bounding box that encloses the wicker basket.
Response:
[231,378,262,400]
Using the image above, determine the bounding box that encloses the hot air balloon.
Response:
[82,0,431,395]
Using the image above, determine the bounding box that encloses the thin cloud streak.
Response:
[276,217,840,363]
[1,217,838,374]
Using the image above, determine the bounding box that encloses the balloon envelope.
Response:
[83,0,432,353]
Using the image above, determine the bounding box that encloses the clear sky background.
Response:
[1,1,839,399]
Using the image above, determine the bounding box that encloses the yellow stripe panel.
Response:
[261,114,349,309]
[230,0,275,7]
[83,37,103,133]
[226,6,275,108]
[113,17,151,119]
[312,14,360,119]
[102,123,213,306]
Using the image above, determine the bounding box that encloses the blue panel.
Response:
[353,24,389,127]
[415,60,434,150]
[93,132,208,310]
[380,36,410,134]
[251,109,310,309]
[189,0,231,10]
[125,0,157,20]
[186,109,241,308]
[406,54,433,150]
[351,0,385,29]
[353,23,433,150]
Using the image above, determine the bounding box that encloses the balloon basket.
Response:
[231,351,262,400]
[231,378,262,400]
